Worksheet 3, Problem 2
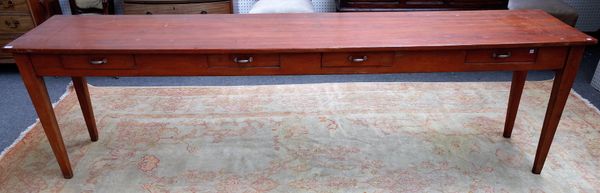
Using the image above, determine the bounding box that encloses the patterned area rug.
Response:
[0,81,599,192]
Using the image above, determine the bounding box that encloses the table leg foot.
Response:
[63,172,74,179]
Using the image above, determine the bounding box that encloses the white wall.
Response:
[235,0,336,13]
[593,60,600,91]
[563,0,600,31]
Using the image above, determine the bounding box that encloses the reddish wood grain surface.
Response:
[2,10,596,55]
[532,46,585,174]
[503,71,528,138]
[14,54,73,178]
[72,77,98,142]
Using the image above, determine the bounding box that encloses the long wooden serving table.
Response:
[2,10,597,178]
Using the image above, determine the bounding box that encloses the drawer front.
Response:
[392,47,566,72]
[208,54,280,68]
[0,0,31,13]
[135,54,208,70]
[28,47,569,76]
[31,54,311,76]
[465,48,537,63]
[322,52,394,67]
[61,55,136,69]
[135,54,208,74]
[0,15,35,34]
[123,1,231,15]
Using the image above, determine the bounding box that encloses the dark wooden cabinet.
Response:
[123,0,232,15]
[0,0,60,63]
[336,0,509,12]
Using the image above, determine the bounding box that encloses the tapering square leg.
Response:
[14,54,73,179]
[72,77,98,142]
[503,71,528,138]
[532,46,585,174]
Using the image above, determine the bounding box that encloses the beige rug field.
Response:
[0,81,599,192]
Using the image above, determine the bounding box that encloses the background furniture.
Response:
[0,0,60,63]
[51,0,598,30]
[69,0,113,14]
[509,0,578,26]
[561,0,600,31]
[336,0,509,12]
[234,0,599,31]
[335,0,578,27]
[237,0,334,13]
[123,0,231,15]
[593,61,600,91]
[248,0,314,14]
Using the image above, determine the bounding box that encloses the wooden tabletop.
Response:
[3,10,597,54]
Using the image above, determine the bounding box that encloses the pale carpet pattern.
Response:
[0,81,599,192]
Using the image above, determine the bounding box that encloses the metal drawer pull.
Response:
[4,19,19,28]
[1,0,15,9]
[233,56,253,64]
[349,56,368,63]
[493,52,512,59]
[89,58,108,65]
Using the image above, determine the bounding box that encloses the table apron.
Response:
[28,47,569,76]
